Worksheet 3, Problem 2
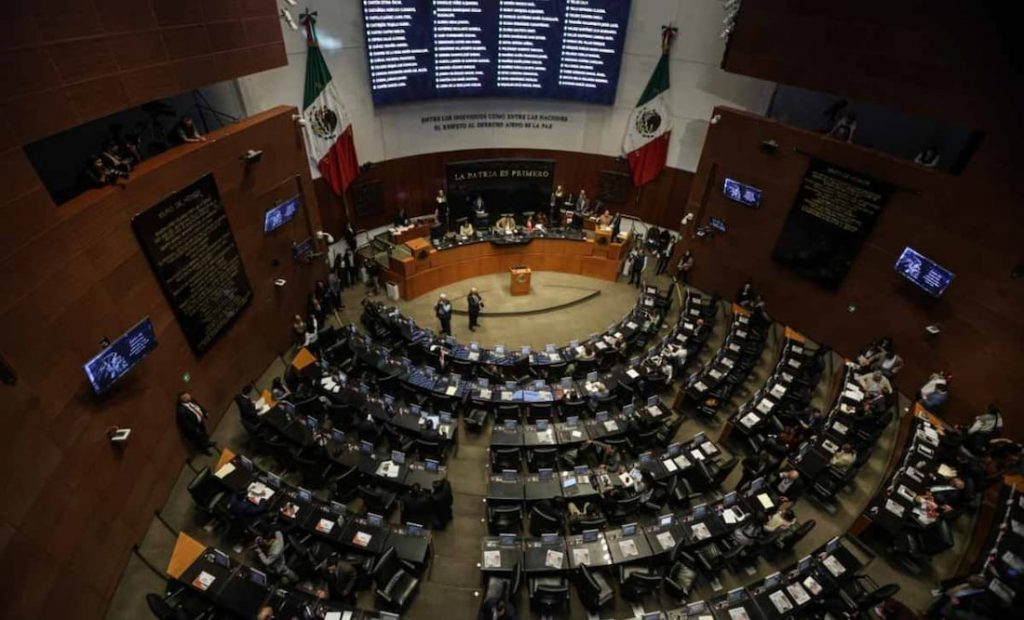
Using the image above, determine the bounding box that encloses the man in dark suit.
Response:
[431,479,454,529]
[176,392,215,454]
[235,384,258,424]
[467,288,484,331]
[435,294,453,335]
[402,483,432,525]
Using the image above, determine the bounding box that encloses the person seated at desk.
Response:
[576,343,596,362]
[431,479,454,529]
[170,115,207,145]
[235,384,259,423]
[323,557,359,603]
[963,404,1003,454]
[791,406,824,434]
[733,500,797,547]
[856,336,893,369]
[770,468,805,500]
[524,215,538,232]
[494,214,517,234]
[856,370,892,397]
[402,483,432,525]
[271,377,291,401]
[567,501,603,527]
[876,349,904,377]
[829,443,858,474]
[597,209,613,229]
[536,212,549,229]
[663,342,688,369]
[919,372,951,412]
[421,418,443,441]
[929,477,972,516]
[355,412,380,443]
[393,208,411,228]
[735,281,755,308]
[228,490,267,528]
[255,529,298,585]
[738,451,776,489]
[929,575,993,620]
[457,218,475,237]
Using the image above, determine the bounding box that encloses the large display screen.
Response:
[362,0,632,106]
[723,178,761,208]
[84,318,157,395]
[895,247,954,297]
[264,195,300,234]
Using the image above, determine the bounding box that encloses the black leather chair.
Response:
[414,439,445,463]
[495,404,521,425]
[772,519,815,555]
[187,467,221,510]
[491,447,522,471]
[373,547,419,610]
[465,408,488,433]
[527,402,554,423]
[606,495,641,523]
[574,564,614,612]
[527,447,558,472]
[569,515,607,535]
[529,505,563,536]
[358,485,397,516]
[664,550,699,601]
[619,565,663,601]
[529,575,570,614]
[487,504,523,534]
[328,465,360,502]
[481,561,522,612]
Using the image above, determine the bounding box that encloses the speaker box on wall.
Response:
[598,170,631,204]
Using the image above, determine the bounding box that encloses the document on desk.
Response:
[691,522,711,540]
[787,582,811,605]
[572,548,590,565]
[247,482,275,504]
[756,399,774,414]
[897,485,916,503]
[832,421,848,435]
[770,383,787,398]
[691,449,705,462]
[765,590,791,613]
[445,385,457,396]
[701,441,717,455]
[647,405,662,418]
[479,389,492,400]
[619,539,639,558]
[803,576,822,595]
[501,391,513,401]
[214,462,236,479]
[740,413,760,428]
[537,429,555,444]
[483,550,502,568]
[626,369,640,379]
[571,430,583,439]
[937,464,957,479]
[352,531,372,547]
[823,555,845,577]
[673,454,691,469]
[316,518,335,534]
[656,531,676,549]
[193,571,216,591]
[468,351,480,361]
[885,499,906,517]
[604,420,619,432]
[728,607,750,620]
[709,368,724,380]
[757,494,774,510]
[693,381,708,392]
[723,508,738,525]
[662,458,678,473]
[545,549,564,569]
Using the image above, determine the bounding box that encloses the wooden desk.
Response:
[510,267,531,295]
[391,222,432,244]
[167,533,207,579]
[382,236,630,300]
[215,448,237,471]
[292,347,317,371]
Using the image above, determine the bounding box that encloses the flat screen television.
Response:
[723,178,762,208]
[83,317,158,394]
[895,247,954,297]
[263,195,300,233]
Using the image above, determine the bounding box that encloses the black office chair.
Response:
[916,519,955,555]
[607,495,641,523]
[529,505,563,536]
[487,504,523,534]
[528,575,570,613]
[772,519,815,555]
[358,485,397,516]
[145,592,193,620]
[328,465,360,503]
[826,575,900,618]
[373,547,419,610]
[574,564,614,612]
[490,447,522,471]
[481,561,522,608]
[527,402,554,423]
[291,447,332,488]
[414,439,445,463]
[187,467,220,510]
[526,446,558,472]
[465,408,488,433]
[664,550,699,601]
[495,404,521,425]
[619,565,663,601]
[569,515,607,534]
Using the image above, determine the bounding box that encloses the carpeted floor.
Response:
[104,264,966,619]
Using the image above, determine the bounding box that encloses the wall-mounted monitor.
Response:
[361,0,632,106]
[895,247,954,297]
[723,178,762,208]
[84,318,158,395]
[264,195,301,234]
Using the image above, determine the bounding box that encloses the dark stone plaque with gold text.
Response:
[132,174,252,356]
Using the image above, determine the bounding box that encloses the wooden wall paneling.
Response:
[685,107,1024,438]
[0,106,323,620]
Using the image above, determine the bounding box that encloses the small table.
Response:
[510,266,531,296]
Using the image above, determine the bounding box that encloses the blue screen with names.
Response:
[895,247,954,297]
[84,318,158,394]
[362,0,632,105]
[723,178,762,208]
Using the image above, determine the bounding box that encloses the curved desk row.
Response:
[384,235,630,300]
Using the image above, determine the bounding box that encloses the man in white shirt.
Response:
[856,370,892,397]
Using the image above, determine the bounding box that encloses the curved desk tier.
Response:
[383,235,630,300]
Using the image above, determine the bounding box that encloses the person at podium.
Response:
[458,217,474,238]
[393,208,409,227]
[495,214,517,234]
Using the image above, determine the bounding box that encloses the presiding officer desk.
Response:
[383,228,631,300]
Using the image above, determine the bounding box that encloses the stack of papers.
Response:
[769,591,793,613]
[723,509,739,525]
[823,555,845,577]
[352,531,372,547]
[545,549,563,569]
[691,449,705,462]
[756,399,774,414]
[662,459,678,473]
[787,582,811,605]
[316,519,335,534]
[673,455,692,469]
[770,384,787,398]
[193,571,216,591]
[483,550,502,568]
[619,539,638,557]
[740,413,761,428]
[803,576,822,595]
[701,441,717,455]
[572,548,590,565]
[604,420,619,431]
[728,608,750,620]
[647,405,662,418]
[501,392,513,401]
[691,523,711,540]
[626,369,640,379]
[445,385,457,396]
[656,532,676,549]
[214,463,236,479]
[757,494,774,510]
[478,389,492,400]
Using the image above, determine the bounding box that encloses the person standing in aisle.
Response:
[435,293,453,335]
[467,288,484,331]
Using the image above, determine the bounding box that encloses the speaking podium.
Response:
[510,266,531,296]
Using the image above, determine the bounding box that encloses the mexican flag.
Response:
[623,27,676,187]
[301,12,358,194]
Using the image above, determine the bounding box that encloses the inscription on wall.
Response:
[132,174,253,356]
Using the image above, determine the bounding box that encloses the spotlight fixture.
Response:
[280,8,298,31]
